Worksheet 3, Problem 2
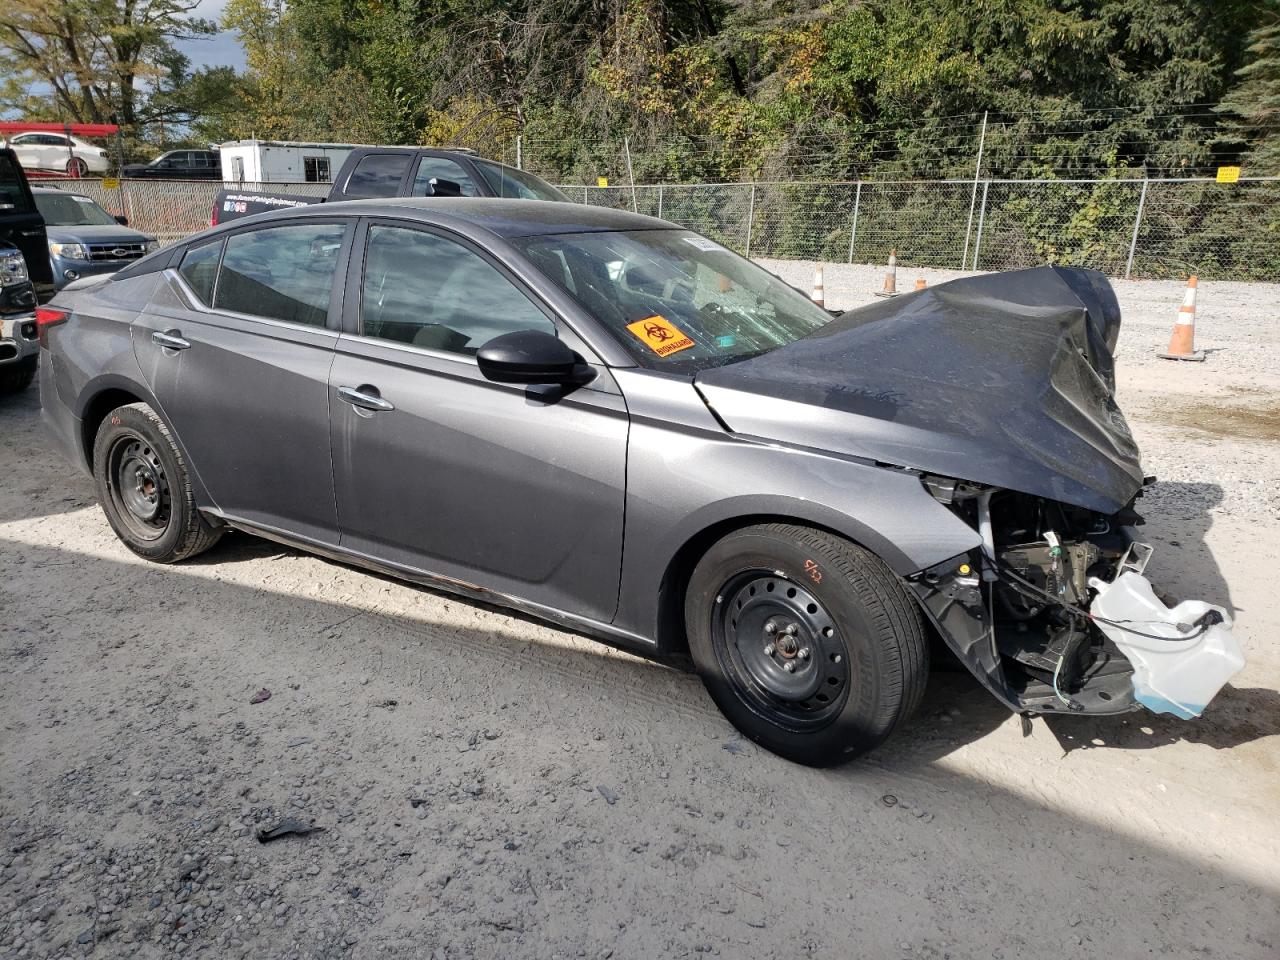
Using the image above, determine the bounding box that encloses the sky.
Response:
[176,0,248,71]
[0,0,245,122]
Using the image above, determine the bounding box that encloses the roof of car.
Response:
[315,197,669,238]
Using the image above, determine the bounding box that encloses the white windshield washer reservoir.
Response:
[1088,571,1245,719]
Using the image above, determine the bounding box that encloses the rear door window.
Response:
[342,154,411,199]
[410,157,479,197]
[214,222,346,327]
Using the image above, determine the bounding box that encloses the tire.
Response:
[92,402,222,563]
[685,523,928,766]
[66,157,88,177]
[0,356,37,395]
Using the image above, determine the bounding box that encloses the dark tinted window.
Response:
[0,155,34,214]
[411,157,478,197]
[179,240,222,305]
[343,154,411,199]
[361,225,553,355]
[214,223,345,326]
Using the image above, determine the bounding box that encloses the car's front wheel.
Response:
[92,402,222,563]
[685,523,929,766]
[66,157,88,177]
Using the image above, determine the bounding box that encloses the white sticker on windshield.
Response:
[72,196,94,203]
[682,236,724,253]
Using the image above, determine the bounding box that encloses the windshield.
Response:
[33,192,118,227]
[473,160,570,202]
[513,229,832,369]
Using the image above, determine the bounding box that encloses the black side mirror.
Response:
[114,215,128,226]
[477,330,585,385]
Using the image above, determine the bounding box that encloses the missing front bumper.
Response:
[907,554,1243,720]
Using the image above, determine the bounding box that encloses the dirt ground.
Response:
[2,268,1278,960]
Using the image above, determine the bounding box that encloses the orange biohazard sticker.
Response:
[626,315,695,358]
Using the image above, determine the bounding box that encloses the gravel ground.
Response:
[2,269,1279,959]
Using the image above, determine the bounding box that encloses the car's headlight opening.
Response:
[49,242,88,261]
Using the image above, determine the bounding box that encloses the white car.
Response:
[4,132,110,176]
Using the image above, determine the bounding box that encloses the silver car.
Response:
[38,198,1241,765]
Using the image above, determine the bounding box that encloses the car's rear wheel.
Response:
[0,357,36,395]
[685,523,929,766]
[92,402,221,563]
[65,157,88,177]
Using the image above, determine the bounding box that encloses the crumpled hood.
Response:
[695,266,1143,515]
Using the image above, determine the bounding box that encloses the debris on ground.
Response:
[249,688,272,704]
[255,818,326,843]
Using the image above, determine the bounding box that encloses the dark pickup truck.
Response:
[213,147,570,225]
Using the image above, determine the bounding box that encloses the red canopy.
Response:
[0,121,119,138]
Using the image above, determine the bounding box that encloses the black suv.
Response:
[124,149,221,180]
[0,149,46,393]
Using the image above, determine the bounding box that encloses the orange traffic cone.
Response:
[875,249,898,297]
[811,265,825,308]
[1157,276,1206,362]
[914,278,927,291]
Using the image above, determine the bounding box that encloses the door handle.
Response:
[338,385,395,412]
[152,329,191,351]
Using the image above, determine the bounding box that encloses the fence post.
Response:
[970,180,990,271]
[657,184,664,220]
[847,181,862,264]
[1125,179,1149,280]
[745,182,756,257]
[961,111,989,269]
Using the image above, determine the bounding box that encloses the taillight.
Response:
[36,306,69,348]
[210,204,219,227]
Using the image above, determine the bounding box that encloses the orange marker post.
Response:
[875,248,898,297]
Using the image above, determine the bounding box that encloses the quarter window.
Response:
[178,239,222,306]
[214,223,345,326]
[343,154,410,199]
[361,225,554,355]
[410,157,478,197]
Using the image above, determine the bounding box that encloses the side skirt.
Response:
[202,509,662,659]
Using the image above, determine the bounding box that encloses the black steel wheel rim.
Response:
[712,571,851,729]
[107,435,172,541]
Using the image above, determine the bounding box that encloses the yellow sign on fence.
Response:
[596,176,609,188]
[101,177,120,190]
[1216,166,1241,184]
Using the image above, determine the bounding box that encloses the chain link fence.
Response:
[571,177,1280,282]
[40,179,331,243]
[41,175,1280,281]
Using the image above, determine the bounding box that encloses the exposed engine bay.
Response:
[909,478,1243,720]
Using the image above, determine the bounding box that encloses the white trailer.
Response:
[217,140,365,185]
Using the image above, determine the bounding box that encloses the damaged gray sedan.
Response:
[39,199,1243,765]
